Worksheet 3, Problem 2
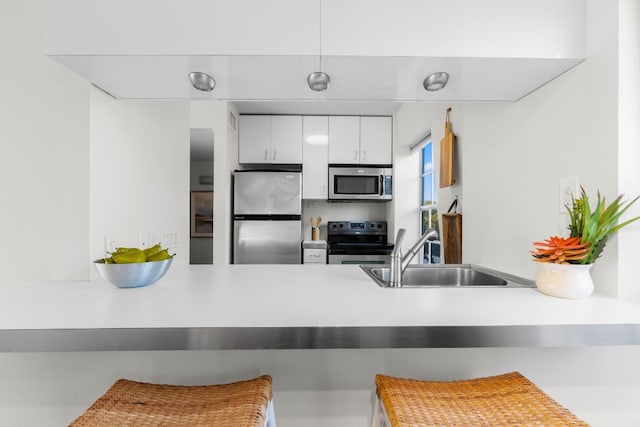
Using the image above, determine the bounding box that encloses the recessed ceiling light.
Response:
[423,72,449,91]
[189,72,215,92]
[307,71,331,91]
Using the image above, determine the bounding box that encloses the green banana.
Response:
[103,244,173,264]
[143,243,162,258]
[113,249,146,264]
[112,247,138,254]
[147,249,171,262]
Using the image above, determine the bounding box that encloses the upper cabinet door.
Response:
[271,116,302,164]
[240,114,390,166]
[359,116,392,165]
[239,115,302,164]
[328,116,360,164]
[239,115,271,163]
[302,116,329,199]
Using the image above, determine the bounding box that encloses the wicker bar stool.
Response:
[372,372,588,426]
[70,374,275,426]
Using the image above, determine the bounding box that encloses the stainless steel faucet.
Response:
[388,228,439,287]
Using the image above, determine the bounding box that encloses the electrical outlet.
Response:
[559,177,579,213]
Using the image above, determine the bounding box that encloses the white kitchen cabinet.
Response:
[328,116,360,164]
[302,116,329,199]
[328,116,392,165]
[238,115,270,163]
[360,116,392,164]
[302,248,327,264]
[270,116,302,164]
[239,115,302,164]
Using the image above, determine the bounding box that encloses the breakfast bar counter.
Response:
[1,264,639,352]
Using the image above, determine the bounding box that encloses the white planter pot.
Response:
[535,263,594,299]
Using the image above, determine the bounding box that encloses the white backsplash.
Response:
[302,200,389,242]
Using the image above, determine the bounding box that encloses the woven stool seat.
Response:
[71,374,273,427]
[374,372,588,426]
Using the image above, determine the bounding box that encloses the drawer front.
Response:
[303,249,327,264]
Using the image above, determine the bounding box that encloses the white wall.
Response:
[392,0,622,297]
[617,0,640,302]
[0,0,90,287]
[190,101,238,264]
[89,89,190,268]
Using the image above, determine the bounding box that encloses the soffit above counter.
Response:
[44,0,586,103]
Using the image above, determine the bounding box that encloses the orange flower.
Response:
[531,236,590,264]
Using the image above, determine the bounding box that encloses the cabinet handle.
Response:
[264,149,268,160]
[273,150,277,161]
[362,150,367,161]
[354,150,358,161]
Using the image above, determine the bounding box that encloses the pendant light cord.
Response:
[319,0,322,72]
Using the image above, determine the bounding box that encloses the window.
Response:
[420,142,441,264]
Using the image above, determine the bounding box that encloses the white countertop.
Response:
[1,264,639,351]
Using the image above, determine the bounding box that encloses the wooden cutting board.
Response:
[439,108,455,188]
[442,212,462,264]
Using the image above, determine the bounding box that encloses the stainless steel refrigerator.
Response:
[233,171,302,264]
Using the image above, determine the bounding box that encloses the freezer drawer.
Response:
[234,220,302,264]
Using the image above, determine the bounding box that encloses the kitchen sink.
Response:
[361,264,535,288]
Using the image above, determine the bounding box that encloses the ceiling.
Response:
[66,55,582,106]
[46,0,585,111]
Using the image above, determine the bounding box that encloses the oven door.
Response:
[328,254,389,265]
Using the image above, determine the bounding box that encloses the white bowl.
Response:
[94,257,173,288]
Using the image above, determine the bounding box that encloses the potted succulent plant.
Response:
[531,187,640,298]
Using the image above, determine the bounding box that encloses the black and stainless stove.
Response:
[327,221,394,265]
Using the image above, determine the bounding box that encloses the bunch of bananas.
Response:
[101,244,173,264]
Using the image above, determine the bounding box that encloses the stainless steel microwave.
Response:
[328,166,392,201]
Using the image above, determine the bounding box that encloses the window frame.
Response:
[419,141,441,264]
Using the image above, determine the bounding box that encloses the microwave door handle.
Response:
[380,175,384,195]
